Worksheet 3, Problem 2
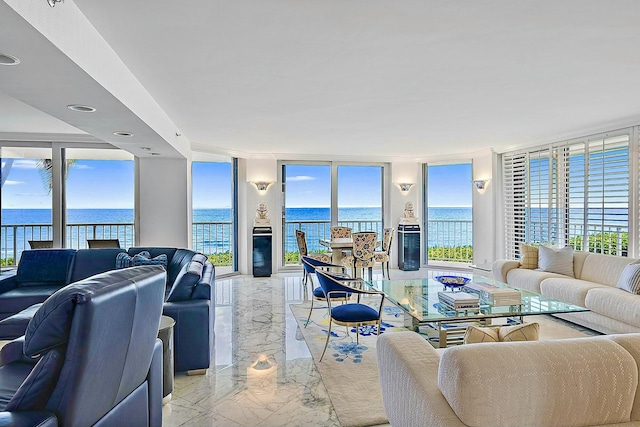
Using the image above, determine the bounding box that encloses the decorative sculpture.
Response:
[400,201,418,224]
[254,202,271,226]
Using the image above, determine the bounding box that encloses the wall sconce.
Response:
[395,183,414,194]
[251,181,274,194]
[473,180,489,191]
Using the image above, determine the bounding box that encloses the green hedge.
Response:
[569,232,628,256]
[427,246,473,262]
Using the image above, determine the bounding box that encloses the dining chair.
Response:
[301,256,352,328]
[87,238,121,248]
[315,268,385,361]
[28,240,53,249]
[341,231,377,281]
[374,227,395,279]
[330,226,352,239]
[296,230,331,284]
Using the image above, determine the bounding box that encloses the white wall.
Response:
[390,161,422,266]
[135,156,191,247]
[240,158,279,274]
[471,149,498,265]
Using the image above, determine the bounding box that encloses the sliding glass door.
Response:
[281,162,384,266]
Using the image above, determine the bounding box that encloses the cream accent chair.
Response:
[378,331,640,427]
[341,231,377,281]
[374,227,394,279]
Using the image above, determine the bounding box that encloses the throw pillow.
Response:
[498,322,540,342]
[463,325,499,344]
[538,245,575,277]
[166,261,203,302]
[519,243,539,269]
[132,253,168,267]
[616,262,640,294]
[115,251,150,269]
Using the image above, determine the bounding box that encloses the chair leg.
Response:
[368,267,373,282]
[356,325,359,344]
[386,262,390,279]
[320,319,333,362]
[305,297,315,328]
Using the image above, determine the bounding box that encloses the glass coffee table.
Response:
[366,275,589,347]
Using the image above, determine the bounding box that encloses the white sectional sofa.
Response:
[378,331,640,427]
[492,251,640,334]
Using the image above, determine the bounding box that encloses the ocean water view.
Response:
[0,207,473,260]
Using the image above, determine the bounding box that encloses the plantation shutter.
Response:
[501,128,632,258]
[502,152,527,259]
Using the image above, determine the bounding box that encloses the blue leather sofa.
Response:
[0,265,166,427]
[0,247,215,373]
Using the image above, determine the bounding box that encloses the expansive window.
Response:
[1,147,53,264]
[424,163,473,263]
[281,162,385,266]
[192,160,237,274]
[502,129,631,258]
[65,149,134,249]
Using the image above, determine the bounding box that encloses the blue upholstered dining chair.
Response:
[301,256,351,328]
[315,268,385,362]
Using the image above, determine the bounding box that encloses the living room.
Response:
[2,2,640,427]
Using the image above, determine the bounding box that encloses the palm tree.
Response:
[36,159,77,193]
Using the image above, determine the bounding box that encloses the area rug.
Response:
[290,300,406,427]
[291,300,600,427]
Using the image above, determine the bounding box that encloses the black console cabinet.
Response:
[397,224,420,271]
[252,226,272,277]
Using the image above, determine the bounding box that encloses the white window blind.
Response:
[502,129,631,258]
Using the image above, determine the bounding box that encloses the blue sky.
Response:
[1,159,135,209]
[1,159,471,209]
[428,164,472,208]
[285,165,384,208]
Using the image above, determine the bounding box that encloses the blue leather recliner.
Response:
[0,265,166,427]
[0,247,215,373]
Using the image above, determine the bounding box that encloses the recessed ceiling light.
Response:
[0,53,20,66]
[67,104,96,113]
[141,147,152,151]
[113,131,133,137]
[150,152,161,156]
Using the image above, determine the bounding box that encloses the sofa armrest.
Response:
[491,259,521,283]
[377,332,466,427]
[0,412,57,427]
[163,300,211,372]
[0,274,18,295]
[0,337,36,366]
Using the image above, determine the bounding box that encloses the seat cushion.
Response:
[540,278,608,307]
[585,287,640,328]
[331,304,378,323]
[0,287,61,318]
[506,268,567,293]
[438,338,638,427]
[0,362,33,411]
[16,250,76,287]
[373,252,389,262]
[71,249,126,282]
[0,303,42,340]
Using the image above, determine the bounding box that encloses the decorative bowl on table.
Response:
[436,275,470,291]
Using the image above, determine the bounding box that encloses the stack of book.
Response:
[437,291,480,310]
[465,282,521,306]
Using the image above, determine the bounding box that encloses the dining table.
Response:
[318,237,381,265]
[319,237,353,264]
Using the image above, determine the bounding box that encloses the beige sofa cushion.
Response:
[579,253,636,286]
[586,287,640,328]
[605,334,640,421]
[438,338,638,427]
[506,268,567,293]
[540,278,608,307]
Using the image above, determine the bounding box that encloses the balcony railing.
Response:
[1,223,135,265]
[192,221,233,255]
[528,222,628,256]
[427,219,473,263]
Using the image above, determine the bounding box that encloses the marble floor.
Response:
[161,267,438,427]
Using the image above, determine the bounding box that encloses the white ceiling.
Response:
[3,0,640,159]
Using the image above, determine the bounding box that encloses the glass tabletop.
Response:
[366,275,589,323]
